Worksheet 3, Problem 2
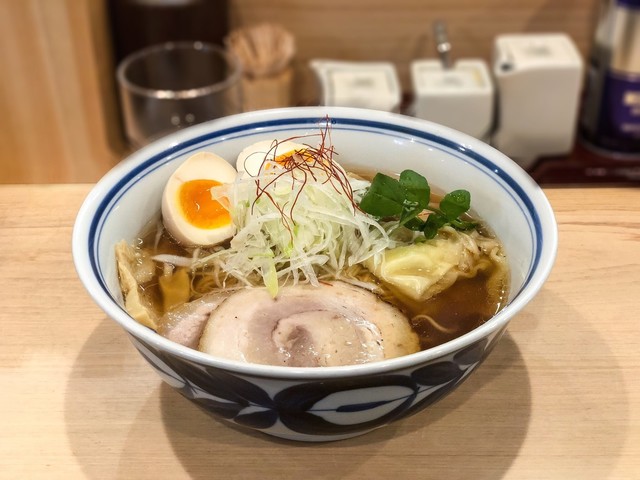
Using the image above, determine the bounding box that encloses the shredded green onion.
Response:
[196,172,394,296]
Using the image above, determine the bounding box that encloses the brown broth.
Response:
[132,169,509,353]
[386,267,508,350]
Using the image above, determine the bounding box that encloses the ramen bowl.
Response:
[73,107,557,442]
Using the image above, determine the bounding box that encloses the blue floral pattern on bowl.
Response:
[129,328,504,441]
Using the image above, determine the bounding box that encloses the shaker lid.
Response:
[411,59,493,95]
[494,33,583,72]
[309,60,402,112]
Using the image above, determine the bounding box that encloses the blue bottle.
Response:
[580,0,640,157]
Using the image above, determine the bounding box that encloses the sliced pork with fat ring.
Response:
[198,282,419,367]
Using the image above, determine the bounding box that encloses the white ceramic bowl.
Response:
[73,107,557,442]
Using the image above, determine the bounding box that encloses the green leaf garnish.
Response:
[422,213,447,239]
[359,169,475,241]
[450,218,478,230]
[358,173,405,217]
[403,217,426,231]
[440,189,471,220]
[399,205,424,227]
[399,170,430,210]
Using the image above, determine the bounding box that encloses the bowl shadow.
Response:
[64,319,533,479]
[152,331,532,480]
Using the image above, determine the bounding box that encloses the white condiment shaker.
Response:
[411,59,494,140]
[309,60,402,112]
[491,33,584,169]
[410,21,494,140]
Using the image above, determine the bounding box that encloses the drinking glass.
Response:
[117,41,242,148]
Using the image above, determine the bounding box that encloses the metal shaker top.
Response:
[597,0,640,74]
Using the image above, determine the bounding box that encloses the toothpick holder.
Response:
[241,67,293,112]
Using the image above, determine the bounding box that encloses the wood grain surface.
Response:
[0,184,638,479]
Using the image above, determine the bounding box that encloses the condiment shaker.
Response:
[491,33,584,169]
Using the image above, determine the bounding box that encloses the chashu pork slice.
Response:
[157,291,231,349]
[198,281,420,367]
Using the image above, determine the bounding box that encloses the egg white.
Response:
[161,151,238,247]
[236,140,310,177]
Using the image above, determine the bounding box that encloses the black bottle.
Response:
[109,0,229,63]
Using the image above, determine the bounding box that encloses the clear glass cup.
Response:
[117,41,242,148]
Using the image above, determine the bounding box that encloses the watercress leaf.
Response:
[422,213,447,239]
[399,170,430,209]
[440,189,471,220]
[400,207,424,228]
[359,170,475,241]
[404,218,426,231]
[450,218,478,231]
[359,173,405,217]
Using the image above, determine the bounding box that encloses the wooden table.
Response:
[1,184,639,479]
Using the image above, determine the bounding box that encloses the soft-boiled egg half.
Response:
[162,152,238,247]
[236,140,313,177]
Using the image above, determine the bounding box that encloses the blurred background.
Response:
[3,0,636,185]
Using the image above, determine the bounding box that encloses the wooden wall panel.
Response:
[0,1,68,183]
[230,0,600,104]
[0,0,599,183]
[0,0,123,184]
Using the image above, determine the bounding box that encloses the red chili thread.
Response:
[249,117,360,243]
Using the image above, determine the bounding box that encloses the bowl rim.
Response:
[72,106,558,380]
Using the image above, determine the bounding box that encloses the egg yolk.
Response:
[269,149,314,169]
[178,179,230,229]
